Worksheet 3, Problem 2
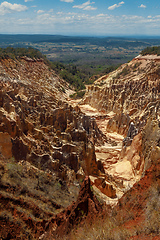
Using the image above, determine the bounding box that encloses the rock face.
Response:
[0,57,103,177]
[90,176,117,198]
[115,120,160,238]
[0,57,105,239]
[0,54,160,239]
[76,55,160,207]
[142,116,160,172]
[0,132,12,159]
[81,56,160,134]
[123,121,138,147]
[120,132,144,177]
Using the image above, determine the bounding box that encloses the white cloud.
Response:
[60,0,74,2]
[37,9,54,14]
[73,0,90,9]
[83,5,97,10]
[24,0,34,2]
[0,1,28,15]
[139,4,146,8]
[155,15,160,18]
[97,14,105,17]
[108,1,124,10]
[48,9,53,13]
[37,10,45,14]
[1,7,160,36]
[73,0,97,10]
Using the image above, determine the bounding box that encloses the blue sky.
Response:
[0,0,160,36]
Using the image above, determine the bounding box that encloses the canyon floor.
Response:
[69,99,141,206]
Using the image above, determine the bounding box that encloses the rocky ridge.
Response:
[81,55,160,131]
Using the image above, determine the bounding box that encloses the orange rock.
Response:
[0,132,12,159]
[121,133,144,176]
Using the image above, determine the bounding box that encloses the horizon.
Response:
[0,1,160,36]
[1,33,160,39]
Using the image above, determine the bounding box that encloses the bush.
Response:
[0,47,46,60]
[50,62,86,90]
[141,46,160,56]
[70,90,85,99]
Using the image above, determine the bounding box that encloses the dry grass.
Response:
[56,217,133,240]
[0,157,79,239]
[53,183,160,240]
[144,183,160,236]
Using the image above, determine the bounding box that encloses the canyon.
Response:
[0,52,159,239]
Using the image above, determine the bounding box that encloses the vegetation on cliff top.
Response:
[3,45,160,93]
[0,47,117,92]
[50,61,87,90]
[0,47,46,60]
[141,46,160,56]
[0,47,87,91]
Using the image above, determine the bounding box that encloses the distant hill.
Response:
[27,35,153,48]
[1,34,160,47]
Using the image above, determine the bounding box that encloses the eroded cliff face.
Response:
[77,55,160,206]
[63,120,160,240]
[114,119,160,239]
[0,57,106,239]
[60,55,160,239]
[0,55,160,239]
[81,55,160,134]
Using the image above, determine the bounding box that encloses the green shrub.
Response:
[141,46,160,56]
[0,47,47,60]
[50,62,86,91]
[69,90,85,99]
